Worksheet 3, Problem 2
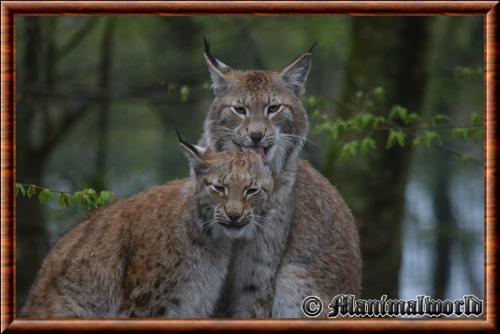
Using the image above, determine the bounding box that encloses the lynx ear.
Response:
[177,129,209,174]
[280,51,312,97]
[203,36,233,96]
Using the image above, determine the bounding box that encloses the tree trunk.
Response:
[427,17,483,298]
[323,17,431,298]
[432,155,454,298]
[92,18,116,191]
[16,17,50,310]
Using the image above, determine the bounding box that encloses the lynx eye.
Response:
[209,184,225,194]
[245,187,261,197]
[266,104,282,116]
[231,106,247,117]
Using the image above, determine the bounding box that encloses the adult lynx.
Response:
[20,141,275,318]
[200,40,362,318]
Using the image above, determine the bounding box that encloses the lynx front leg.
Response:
[272,260,358,318]
[272,264,314,318]
[225,222,289,318]
[224,242,276,317]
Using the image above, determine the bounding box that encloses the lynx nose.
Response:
[227,213,241,223]
[249,132,264,144]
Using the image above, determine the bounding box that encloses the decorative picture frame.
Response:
[1,1,497,332]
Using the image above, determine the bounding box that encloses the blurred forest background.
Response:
[16,16,484,313]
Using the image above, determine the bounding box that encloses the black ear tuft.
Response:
[308,41,318,54]
[177,129,209,174]
[203,35,218,66]
[203,35,210,54]
[175,127,183,142]
[176,128,200,160]
[203,37,234,96]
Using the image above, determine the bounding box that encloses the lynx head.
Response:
[202,38,313,173]
[179,134,273,240]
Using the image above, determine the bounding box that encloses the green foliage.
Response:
[38,189,54,204]
[340,141,359,160]
[372,86,385,101]
[16,183,117,209]
[389,105,408,124]
[16,183,26,197]
[451,128,470,141]
[386,130,407,148]
[311,87,483,166]
[423,131,442,147]
[360,137,376,154]
[180,85,190,102]
[454,66,483,80]
[469,112,481,125]
[432,114,449,124]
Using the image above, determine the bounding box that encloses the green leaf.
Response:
[306,96,318,107]
[360,137,376,154]
[407,113,420,125]
[451,128,469,141]
[389,105,409,124]
[365,100,374,111]
[355,90,364,99]
[469,112,481,125]
[386,130,406,148]
[100,191,111,203]
[86,188,97,199]
[423,131,442,147]
[433,113,449,124]
[412,136,421,147]
[311,109,321,119]
[81,193,92,209]
[58,193,65,207]
[180,85,189,102]
[167,83,177,94]
[26,185,37,198]
[454,66,483,80]
[16,183,26,197]
[329,124,339,140]
[372,86,384,101]
[38,189,53,204]
[61,192,73,207]
[313,121,334,137]
[346,118,360,131]
[354,113,374,129]
[372,116,385,130]
[336,120,348,131]
[340,141,359,160]
[460,154,473,163]
[72,191,83,207]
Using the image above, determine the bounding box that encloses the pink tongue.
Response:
[256,147,266,162]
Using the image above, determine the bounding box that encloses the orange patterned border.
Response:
[1,1,497,332]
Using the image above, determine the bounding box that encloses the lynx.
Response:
[200,39,362,318]
[20,139,275,318]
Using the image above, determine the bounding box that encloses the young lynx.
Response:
[200,39,362,318]
[20,139,274,318]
